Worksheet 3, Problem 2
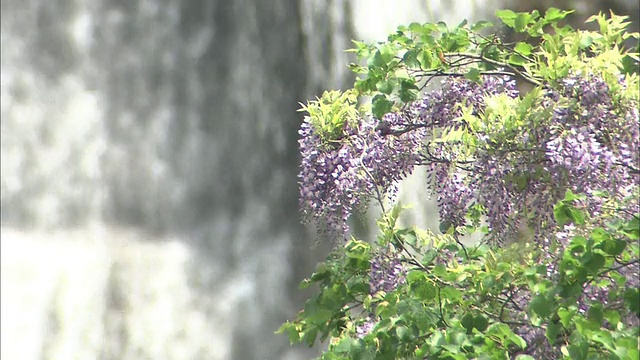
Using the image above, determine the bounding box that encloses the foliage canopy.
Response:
[280,8,639,359]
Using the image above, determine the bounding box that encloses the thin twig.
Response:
[438,287,450,327]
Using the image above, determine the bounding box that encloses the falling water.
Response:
[3,1,635,359]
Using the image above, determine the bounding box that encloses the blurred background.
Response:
[1,1,637,359]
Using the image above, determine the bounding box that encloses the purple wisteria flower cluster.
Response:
[299,73,637,247]
[423,74,639,245]
[417,76,520,237]
[536,74,639,239]
[368,250,406,295]
[415,75,519,129]
[354,250,406,339]
[355,316,377,339]
[298,109,426,238]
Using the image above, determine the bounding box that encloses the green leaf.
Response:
[399,79,419,102]
[308,263,332,284]
[496,9,517,27]
[471,20,493,31]
[600,238,627,256]
[553,24,574,37]
[508,54,527,66]
[546,322,562,344]
[388,31,411,45]
[410,279,436,301]
[482,275,496,290]
[509,332,527,349]
[421,249,438,266]
[464,68,481,82]
[371,94,393,119]
[622,53,640,75]
[417,49,433,70]
[277,322,302,344]
[487,323,510,337]
[524,266,538,276]
[431,330,446,348]
[434,264,447,277]
[622,217,639,240]
[515,356,535,360]
[530,294,553,318]
[368,50,384,68]
[348,63,367,74]
[579,34,594,49]
[582,252,605,274]
[352,344,375,360]
[614,337,639,359]
[376,80,395,95]
[409,22,424,35]
[439,220,453,234]
[569,208,585,225]
[558,308,575,328]
[461,313,475,334]
[563,189,583,201]
[333,337,355,353]
[587,303,604,325]
[544,7,573,22]
[554,203,571,226]
[567,332,589,359]
[514,42,533,56]
[440,344,462,355]
[408,22,423,34]
[610,271,627,287]
[528,20,545,37]
[474,315,489,332]
[379,44,396,64]
[407,270,426,283]
[436,21,448,33]
[355,77,375,94]
[403,49,420,68]
[566,344,587,360]
[302,326,318,345]
[347,278,370,295]
[396,325,413,341]
[604,309,620,327]
[482,44,501,63]
[304,300,332,324]
[401,229,418,246]
[591,330,615,352]
[592,190,610,198]
[623,288,640,316]
[441,286,462,301]
[590,227,610,243]
[514,13,531,32]
[414,345,429,359]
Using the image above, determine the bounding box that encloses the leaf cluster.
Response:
[299,89,360,145]
[346,8,638,119]
[280,201,639,359]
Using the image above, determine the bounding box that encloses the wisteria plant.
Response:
[279,8,639,359]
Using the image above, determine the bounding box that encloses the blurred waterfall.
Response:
[0,1,378,359]
[2,2,347,359]
[3,1,634,359]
